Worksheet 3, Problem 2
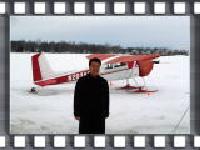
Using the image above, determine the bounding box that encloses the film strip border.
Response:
[0,0,200,150]
[0,135,200,148]
[0,0,199,15]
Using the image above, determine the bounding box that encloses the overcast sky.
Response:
[10,16,190,50]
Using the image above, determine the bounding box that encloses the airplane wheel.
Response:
[29,87,38,94]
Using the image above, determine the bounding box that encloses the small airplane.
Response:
[30,52,160,93]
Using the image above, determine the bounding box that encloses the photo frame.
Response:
[0,0,200,149]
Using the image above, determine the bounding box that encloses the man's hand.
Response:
[75,116,80,120]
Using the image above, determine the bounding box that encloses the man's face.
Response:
[89,61,101,76]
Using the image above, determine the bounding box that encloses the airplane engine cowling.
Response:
[138,60,154,77]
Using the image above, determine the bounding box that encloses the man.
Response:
[74,57,109,134]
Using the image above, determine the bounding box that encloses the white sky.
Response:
[10,16,190,50]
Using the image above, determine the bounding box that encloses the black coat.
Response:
[74,74,109,134]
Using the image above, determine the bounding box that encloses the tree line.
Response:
[11,40,189,56]
[11,40,121,54]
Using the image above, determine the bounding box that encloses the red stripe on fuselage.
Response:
[34,70,90,86]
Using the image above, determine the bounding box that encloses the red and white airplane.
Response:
[30,52,160,93]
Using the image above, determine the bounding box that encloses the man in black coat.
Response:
[74,58,109,134]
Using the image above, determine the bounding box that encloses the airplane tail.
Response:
[31,52,55,81]
[138,60,154,77]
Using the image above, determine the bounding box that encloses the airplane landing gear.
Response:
[120,84,138,90]
[29,87,39,94]
[120,78,158,94]
[120,79,138,90]
[134,86,158,94]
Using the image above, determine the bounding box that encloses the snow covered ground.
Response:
[10,53,190,134]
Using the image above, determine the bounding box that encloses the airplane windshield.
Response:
[105,62,126,70]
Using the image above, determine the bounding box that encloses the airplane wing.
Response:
[105,54,159,64]
[105,54,160,77]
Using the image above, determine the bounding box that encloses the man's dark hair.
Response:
[89,57,101,66]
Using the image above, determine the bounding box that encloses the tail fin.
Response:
[31,53,42,81]
[31,52,55,81]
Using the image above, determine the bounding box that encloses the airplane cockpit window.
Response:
[114,62,126,68]
[105,62,126,70]
[120,62,126,66]
[114,64,120,67]
[105,64,113,70]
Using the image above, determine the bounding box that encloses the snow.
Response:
[10,53,190,134]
